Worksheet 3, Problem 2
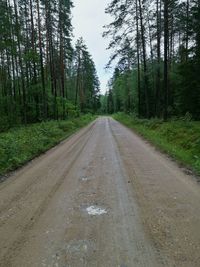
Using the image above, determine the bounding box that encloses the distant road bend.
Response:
[0,117,200,266]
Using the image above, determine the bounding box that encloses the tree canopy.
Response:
[0,0,100,130]
[103,0,200,120]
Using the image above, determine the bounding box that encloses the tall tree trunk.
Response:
[138,0,150,118]
[13,0,27,123]
[36,0,47,119]
[185,0,190,62]
[164,0,169,120]
[75,52,81,107]
[45,0,57,119]
[7,0,16,102]
[136,0,141,117]
[59,0,66,119]
[30,0,37,81]
[155,0,161,117]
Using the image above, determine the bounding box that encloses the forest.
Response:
[102,0,200,120]
[0,0,100,131]
[0,0,199,176]
[1,0,200,131]
[1,1,200,265]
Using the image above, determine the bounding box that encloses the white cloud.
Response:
[72,0,112,94]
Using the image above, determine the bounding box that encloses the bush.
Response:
[58,121,75,132]
[0,115,96,175]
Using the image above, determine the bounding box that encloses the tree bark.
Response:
[164,0,169,120]
[138,0,150,118]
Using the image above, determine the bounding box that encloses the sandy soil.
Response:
[0,117,200,267]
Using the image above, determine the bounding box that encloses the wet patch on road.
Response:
[77,191,96,199]
[47,240,96,266]
[86,205,107,216]
[65,239,96,255]
[79,175,95,182]
[80,176,89,181]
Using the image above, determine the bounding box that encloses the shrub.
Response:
[0,115,95,175]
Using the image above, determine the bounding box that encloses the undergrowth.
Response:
[113,113,200,175]
[0,114,96,177]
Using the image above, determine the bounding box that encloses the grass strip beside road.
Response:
[0,114,96,178]
[113,113,200,176]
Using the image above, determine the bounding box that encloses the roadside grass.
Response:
[0,114,96,177]
[113,113,200,176]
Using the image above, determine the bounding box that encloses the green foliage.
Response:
[73,38,100,113]
[65,101,79,117]
[104,0,200,120]
[0,115,96,176]
[58,121,75,131]
[0,0,100,127]
[113,113,200,175]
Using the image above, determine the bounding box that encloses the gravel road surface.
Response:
[0,117,200,266]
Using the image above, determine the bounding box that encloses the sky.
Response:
[72,0,112,94]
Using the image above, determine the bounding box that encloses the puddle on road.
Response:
[80,176,89,181]
[66,240,89,254]
[80,175,95,182]
[86,205,107,216]
[66,239,96,256]
[48,240,96,266]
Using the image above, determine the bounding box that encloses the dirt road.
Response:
[0,117,200,267]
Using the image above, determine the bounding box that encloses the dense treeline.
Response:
[0,0,100,130]
[103,0,200,120]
